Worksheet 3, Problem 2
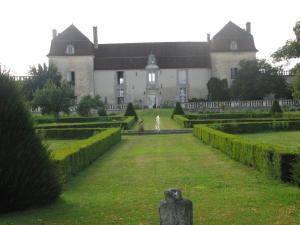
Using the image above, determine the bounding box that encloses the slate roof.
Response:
[210,21,257,52]
[94,42,210,70]
[48,24,94,56]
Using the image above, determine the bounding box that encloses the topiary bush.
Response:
[270,100,283,114]
[171,102,185,118]
[124,102,138,121]
[0,74,61,212]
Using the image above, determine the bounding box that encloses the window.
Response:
[230,67,238,79]
[66,44,75,55]
[117,89,124,104]
[117,71,124,85]
[179,87,187,103]
[230,41,238,51]
[148,72,156,83]
[67,71,75,85]
[178,70,187,85]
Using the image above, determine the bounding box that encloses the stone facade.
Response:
[48,21,257,107]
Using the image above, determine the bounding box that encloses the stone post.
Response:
[159,188,193,225]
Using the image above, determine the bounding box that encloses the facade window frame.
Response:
[66,44,75,55]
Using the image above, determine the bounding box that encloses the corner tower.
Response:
[47,24,95,100]
[210,21,257,85]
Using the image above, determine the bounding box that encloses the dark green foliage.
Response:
[0,73,61,212]
[171,102,185,118]
[230,60,291,100]
[32,80,74,117]
[292,156,300,187]
[124,102,138,121]
[292,67,300,99]
[37,128,104,140]
[270,100,283,114]
[77,95,106,116]
[34,115,125,124]
[207,77,230,101]
[21,63,61,101]
[54,128,121,183]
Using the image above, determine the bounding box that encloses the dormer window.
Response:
[230,41,238,51]
[66,44,75,55]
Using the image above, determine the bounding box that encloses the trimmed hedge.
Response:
[193,124,300,183]
[53,128,121,183]
[33,115,125,124]
[37,128,105,139]
[36,116,135,130]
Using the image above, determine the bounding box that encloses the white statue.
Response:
[155,115,160,132]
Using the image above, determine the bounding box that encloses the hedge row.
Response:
[33,115,125,124]
[212,121,300,134]
[37,128,105,139]
[193,124,300,183]
[36,116,135,130]
[53,128,121,183]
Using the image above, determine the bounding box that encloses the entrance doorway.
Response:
[147,95,157,108]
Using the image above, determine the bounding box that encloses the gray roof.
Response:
[210,21,257,52]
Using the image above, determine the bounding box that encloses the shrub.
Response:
[124,102,138,121]
[171,102,185,118]
[0,74,61,212]
[270,100,283,114]
[292,156,300,187]
[77,95,106,116]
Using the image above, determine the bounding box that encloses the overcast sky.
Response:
[0,0,299,75]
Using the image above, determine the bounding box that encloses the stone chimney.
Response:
[52,29,57,39]
[246,22,251,34]
[93,26,98,49]
[207,33,211,43]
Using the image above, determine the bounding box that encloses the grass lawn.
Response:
[1,134,300,225]
[133,108,181,130]
[45,140,82,151]
[240,130,300,149]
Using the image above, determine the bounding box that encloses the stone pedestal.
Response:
[159,188,193,225]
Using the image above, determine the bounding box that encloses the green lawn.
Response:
[1,134,300,225]
[133,108,181,130]
[240,130,300,149]
[45,140,82,151]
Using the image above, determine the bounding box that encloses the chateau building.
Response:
[48,21,257,107]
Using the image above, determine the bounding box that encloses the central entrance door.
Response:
[147,95,156,108]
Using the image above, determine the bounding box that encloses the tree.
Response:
[171,102,185,118]
[124,102,138,121]
[207,77,230,101]
[21,63,61,101]
[230,59,291,100]
[32,80,74,117]
[272,21,300,61]
[77,95,106,116]
[270,100,282,114]
[0,71,61,212]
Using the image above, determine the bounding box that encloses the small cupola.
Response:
[145,53,159,70]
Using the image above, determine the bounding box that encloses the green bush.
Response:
[33,115,125,124]
[171,102,185,118]
[292,156,300,187]
[124,102,138,121]
[37,128,105,139]
[53,128,121,182]
[77,95,106,116]
[270,100,283,114]
[0,74,61,212]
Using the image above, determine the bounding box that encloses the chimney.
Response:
[93,26,98,49]
[207,33,211,43]
[246,22,251,34]
[52,29,57,39]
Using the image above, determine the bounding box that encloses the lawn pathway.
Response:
[1,134,300,225]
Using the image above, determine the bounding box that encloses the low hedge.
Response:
[193,124,300,183]
[37,128,105,139]
[53,128,121,183]
[36,116,135,130]
[33,115,125,124]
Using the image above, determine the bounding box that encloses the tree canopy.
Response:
[207,77,230,101]
[77,95,106,116]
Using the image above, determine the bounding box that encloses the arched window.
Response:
[66,44,75,55]
[230,41,238,51]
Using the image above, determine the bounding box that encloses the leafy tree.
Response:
[32,80,74,117]
[21,63,61,101]
[272,21,300,61]
[270,100,282,114]
[0,71,61,212]
[124,102,138,121]
[77,95,106,116]
[230,60,291,100]
[292,69,300,99]
[207,77,230,101]
[171,102,185,118]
